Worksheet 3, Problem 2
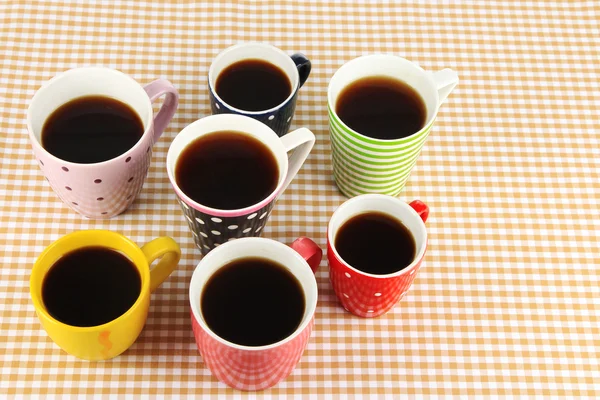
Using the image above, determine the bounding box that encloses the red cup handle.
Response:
[290,237,322,274]
[409,200,429,223]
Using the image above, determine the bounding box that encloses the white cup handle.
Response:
[430,68,459,104]
[278,128,316,196]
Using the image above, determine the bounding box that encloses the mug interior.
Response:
[30,230,150,330]
[189,237,318,350]
[328,194,428,278]
[208,43,300,113]
[328,55,440,131]
[28,67,153,145]
[166,114,289,216]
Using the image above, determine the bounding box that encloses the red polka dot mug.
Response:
[327,194,429,318]
[27,67,179,219]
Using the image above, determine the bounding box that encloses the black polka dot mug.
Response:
[167,114,316,255]
[27,67,179,219]
[208,43,311,137]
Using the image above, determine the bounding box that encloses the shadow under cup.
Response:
[167,114,314,255]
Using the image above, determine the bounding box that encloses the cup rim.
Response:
[166,114,288,218]
[327,54,439,143]
[327,194,428,279]
[26,67,154,168]
[29,230,151,332]
[189,237,317,351]
[208,42,300,115]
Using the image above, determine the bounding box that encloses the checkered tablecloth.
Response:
[1,1,599,397]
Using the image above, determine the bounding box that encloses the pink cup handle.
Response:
[290,237,322,274]
[143,79,179,143]
[409,200,429,223]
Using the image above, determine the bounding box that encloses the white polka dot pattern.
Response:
[328,240,426,318]
[176,199,276,255]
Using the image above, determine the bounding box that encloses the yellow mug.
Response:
[30,230,181,361]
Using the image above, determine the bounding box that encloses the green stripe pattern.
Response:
[328,104,433,197]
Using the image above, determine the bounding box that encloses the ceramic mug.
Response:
[327,194,429,317]
[30,230,181,360]
[208,43,311,136]
[189,237,322,391]
[167,114,315,255]
[328,55,458,197]
[27,67,179,218]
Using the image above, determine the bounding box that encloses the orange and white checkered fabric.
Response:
[1,1,598,397]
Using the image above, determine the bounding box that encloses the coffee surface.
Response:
[42,95,144,163]
[175,131,279,210]
[336,76,426,140]
[335,212,417,275]
[42,246,141,327]
[201,257,305,347]
[216,59,292,111]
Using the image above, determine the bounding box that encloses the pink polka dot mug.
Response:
[27,67,179,219]
[189,236,322,391]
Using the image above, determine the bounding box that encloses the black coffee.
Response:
[175,131,279,210]
[42,95,144,163]
[42,246,141,327]
[201,257,305,347]
[216,59,292,111]
[335,212,416,275]
[336,76,426,140]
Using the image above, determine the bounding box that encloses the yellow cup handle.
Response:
[141,237,181,292]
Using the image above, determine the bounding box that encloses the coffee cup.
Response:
[327,194,429,317]
[27,67,179,218]
[167,114,315,255]
[189,236,322,390]
[328,55,458,197]
[30,230,181,360]
[208,43,311,137]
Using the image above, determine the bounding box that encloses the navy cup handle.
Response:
[290,53,311,88]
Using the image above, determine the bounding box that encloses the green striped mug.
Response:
[328,55,458,197]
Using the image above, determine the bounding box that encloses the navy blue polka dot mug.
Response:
[208,43,311,137]
[167,114,315,255]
